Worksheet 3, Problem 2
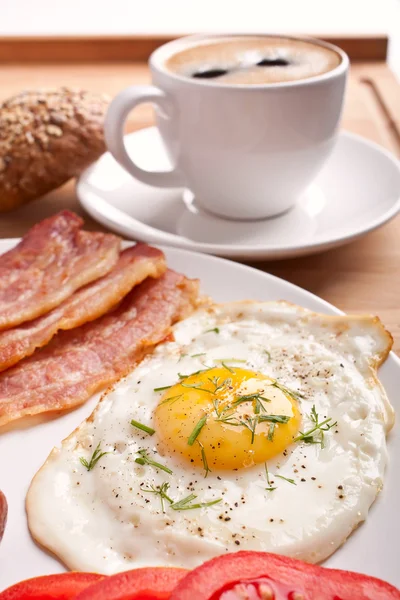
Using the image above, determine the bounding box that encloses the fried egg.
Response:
[27,301,394,573]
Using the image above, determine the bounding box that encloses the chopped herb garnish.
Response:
[208,376,232,394]
[276,474,296,485]
[239,415,259,444]
[215,415,241,426]
[198,441,211,478]
[153,385,172,392]
[213,387,290,443]
[268,423,275,441]
[181,381,214,394]
[171,495,222,511]
[272,380,305,401]
[264,463,276,492]
[141,482,173,511]
[264,349,272,362]
[221,361,235,373]
[178,367,211,380]
[293,405,337,448]
[80,442,109,472]
[130,419,155,436]
[159,393,183,406]
[192,353,206,358]
[141,482,221,512]
[135,449,173,474]
[224,393,271,414]
[188,415,207,445]
[214,358,247,364]
[258,414,290,424]
[204,327,220,334]
[212,398,221,418]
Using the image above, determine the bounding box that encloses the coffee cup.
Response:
[105,34,349,220]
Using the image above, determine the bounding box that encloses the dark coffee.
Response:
[165,36,342,84]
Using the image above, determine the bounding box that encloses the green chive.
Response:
[135,449,173,474]
[130,419,155,436]
[171,496,222,511]
[198,441,211,478]
[264,350,272,362]
[79,442,109,472]
[267,423,275,441]
[276,474,296,485]
[258,414,290,424]
[188,415,207,445]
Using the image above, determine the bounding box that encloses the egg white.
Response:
[27,301,394,573]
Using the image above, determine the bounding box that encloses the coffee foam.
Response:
[164,36,342,84]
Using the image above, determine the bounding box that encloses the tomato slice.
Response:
[0,491,7,543]
[169,551,400,600]
[0,573,103,599]
[75,567,188,600]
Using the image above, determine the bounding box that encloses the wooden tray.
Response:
[0,35,399,351]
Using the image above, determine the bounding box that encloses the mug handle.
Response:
[104,85,185,188]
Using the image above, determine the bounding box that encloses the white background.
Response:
[0,0,399,76]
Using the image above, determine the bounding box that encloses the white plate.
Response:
[0,239,399,590]
[77,128,400,261]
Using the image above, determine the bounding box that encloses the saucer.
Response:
[77,127,400,261]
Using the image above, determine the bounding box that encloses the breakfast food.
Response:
[169,551,400,600]
[0,244,166,372]
[0,88,108,212]
[27,301,393,572]
[0,270,199,427]
[0,211,120,330]
[0,573,104,599]
[75,568,188,600]
[165,36,342,84]
[2,553,398,599]
[0,490,7,543]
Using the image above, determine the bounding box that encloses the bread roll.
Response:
[0,88,109,212]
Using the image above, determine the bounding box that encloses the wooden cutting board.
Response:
[0,35,399,351]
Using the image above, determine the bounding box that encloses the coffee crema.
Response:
[165,36,342,84]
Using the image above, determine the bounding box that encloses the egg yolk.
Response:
[154,367,301,471]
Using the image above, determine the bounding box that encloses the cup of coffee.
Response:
[105,34,348,220]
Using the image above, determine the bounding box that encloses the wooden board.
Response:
[0,34,388,63]
[0,41,399,353]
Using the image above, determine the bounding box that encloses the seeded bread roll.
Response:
[0,88,109,212]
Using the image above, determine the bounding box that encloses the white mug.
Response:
[105,34,349,220]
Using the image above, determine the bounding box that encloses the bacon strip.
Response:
[0,270,199,427]
[0,211,120,330]
[0,244,166,372]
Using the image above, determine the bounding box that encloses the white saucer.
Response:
[77,128,400,261]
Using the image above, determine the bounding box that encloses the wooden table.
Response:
[0,36,399,352]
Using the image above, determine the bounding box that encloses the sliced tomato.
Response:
[169,551,400,600]
[0,491,7,543]
[0,573,104,599]
[75,567,188,600]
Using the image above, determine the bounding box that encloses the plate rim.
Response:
[0,238,398,589]
[77,128,400,260]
